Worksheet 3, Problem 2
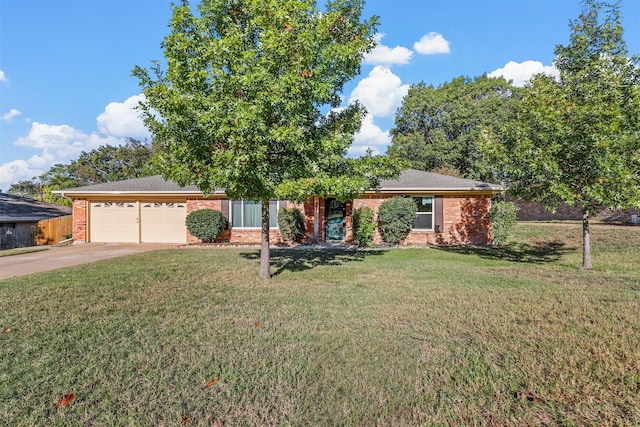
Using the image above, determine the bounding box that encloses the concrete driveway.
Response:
[0,243,173,281]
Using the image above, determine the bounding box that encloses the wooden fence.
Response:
[32,215,73,246]
[0,215,73,250]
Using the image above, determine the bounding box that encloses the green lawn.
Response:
[1,223,639,426]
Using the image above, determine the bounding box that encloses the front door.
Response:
[325,198,346,241]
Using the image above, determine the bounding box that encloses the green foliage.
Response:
[389,75,519,181]
[352,206,376,247]
[7,181,40,199]
[133,0,384,201]
[133,0,403,277]
[377,197,417,245]
[64,138,160,186]
[185,209,227,243]
[480,0,640,268]
[489,201,519,245]
[277,208,306,242]
[33,139,160,207]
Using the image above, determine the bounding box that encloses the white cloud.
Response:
[1,94,152,191]
[1,109,21,122]
[364,34,413,66]
[15,122,91,149]
[0,160,38,191]
[96,94,150,139]
[488,60,559,87]
[348,114,391,157]
[349,66,409,118]
[413,32,450,55]
[0,121,126,191]
[0,70,6,83]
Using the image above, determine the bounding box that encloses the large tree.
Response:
[65,138,160,187]
[388,75,519,181]
[480,0,640,269]
[134,0,399,279]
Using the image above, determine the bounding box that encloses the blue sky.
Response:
[1,0,639,192]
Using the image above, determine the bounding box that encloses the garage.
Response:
[90,202,139,243]
[140,202,187,243]
[89,201,187,243]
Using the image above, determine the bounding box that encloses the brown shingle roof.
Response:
[379,169,502,191]
[53,169,502,196]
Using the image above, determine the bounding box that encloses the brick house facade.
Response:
[55,169,502,246]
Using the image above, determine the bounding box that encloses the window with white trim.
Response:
[412,196,433,230]
[230,200,279,228]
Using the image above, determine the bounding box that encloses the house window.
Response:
[412,196,433,230]
[231,200,279,228]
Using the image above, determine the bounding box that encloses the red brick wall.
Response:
[186,198,291,244]
[352,194,492,245]
[72,199,87,242]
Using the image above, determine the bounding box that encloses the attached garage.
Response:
[90,202,138,243]
[140,202,186,243]
[89,201,187,244]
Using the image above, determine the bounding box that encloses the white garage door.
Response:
[140,202,187,243]
[90,202,139,243]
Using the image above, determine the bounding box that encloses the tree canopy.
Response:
[480,0,640,269]
[388,75,519,181]
[133,0,401,278]
[7,139,159,206]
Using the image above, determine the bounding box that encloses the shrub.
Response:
[377,197,417,245]
[277,208,306,242]
[489,201,519,245]
[185,209,227,243]
[352,206,376,247]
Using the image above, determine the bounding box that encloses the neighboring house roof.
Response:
[0,193,72,222]
[53,169,503,197]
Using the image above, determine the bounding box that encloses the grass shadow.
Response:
[436,240,577,264]
[240,248,387,277]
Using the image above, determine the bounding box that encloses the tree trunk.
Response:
[582,209,592,270]
[259,199,271,279]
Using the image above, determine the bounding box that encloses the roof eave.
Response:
[373,187,504,193]
[52,190,225,198]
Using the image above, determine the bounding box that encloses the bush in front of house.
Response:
[352,206,376,247]
[185,209,227,243]
[489,201,519,245]
[277,208,306,242]
[377,197,417,245]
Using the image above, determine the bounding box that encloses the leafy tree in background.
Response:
[6,180,41,199]
[66,138,159,186]
[480,0,640,269]
[134,0,401,279]
[388,75,519,181]
[8,139,159,207]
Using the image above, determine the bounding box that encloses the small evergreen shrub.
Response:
[377,197,418,245]
[489,201,519,245]
[352,206,376,247]
[185,209,227,243]
[277,208,306,242]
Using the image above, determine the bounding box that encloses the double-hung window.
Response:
[412,196,433,230]
[231,200,279,228]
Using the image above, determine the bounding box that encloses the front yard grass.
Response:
[1,223,639,425]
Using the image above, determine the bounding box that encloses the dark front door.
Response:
[325,198,346,241]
